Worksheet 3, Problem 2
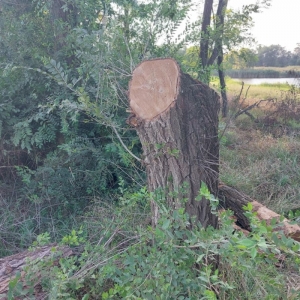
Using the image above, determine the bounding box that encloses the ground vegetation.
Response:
[1,0,300,298]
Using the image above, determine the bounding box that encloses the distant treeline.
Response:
[222,44,300,78]
[255,45,300,67]
[183,44,300,78]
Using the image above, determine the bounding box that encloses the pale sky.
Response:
[228,0,300,51]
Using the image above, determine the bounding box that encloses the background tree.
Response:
[224,48,258,69]
[198,0,272,116]
[293,43,300,65]
[256,44,292,67]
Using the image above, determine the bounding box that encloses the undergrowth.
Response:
[7,187,300,300]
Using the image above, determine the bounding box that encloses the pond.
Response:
[235,78,300,86]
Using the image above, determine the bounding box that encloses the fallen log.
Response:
[218,183,300,242]
[0,244,73,299]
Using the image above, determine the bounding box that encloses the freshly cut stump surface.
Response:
[129,59,179,120]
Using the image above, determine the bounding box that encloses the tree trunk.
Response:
[218,182,252,229]
[218,51,228,117]
[216,0,228,117]
[128,58,220,228]
[199,0,228,116]
[50,0,78,59]
[199,0,214,82]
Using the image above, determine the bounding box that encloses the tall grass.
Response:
[219,80,300,213]
[220,129,300,213]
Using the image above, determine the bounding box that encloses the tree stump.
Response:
[128,58,220,227]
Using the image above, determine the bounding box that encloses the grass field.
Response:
[217,78,300,214]
[211,76,297,101]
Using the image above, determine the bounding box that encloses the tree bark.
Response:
[218,52,228,117]
[128,58,220,228]
[50,0,78,59]
[199,0,228,116]
[215,0,228,117]
[199,0,214,82]
[218,182,252,229]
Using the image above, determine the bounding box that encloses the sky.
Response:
[227,0,300,51]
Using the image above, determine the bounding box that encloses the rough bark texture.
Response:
[0,244,73,299]
[218,182,252,229]
[218,53,228,117]
[50,0,78,62]
[129,58,220,228]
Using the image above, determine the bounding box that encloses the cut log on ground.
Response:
[218,183,300,242]
[129,58,220,228]
[0,244,73,299]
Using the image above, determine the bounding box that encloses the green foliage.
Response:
[224,48,258,69]
[15,188,300,299]
[31,232,51,247]
[61,227,85,246]
[224,44,300,74]
[197,182,219,212]
[225,68,300,79]
[181,46,200,76]
[2,1,300,299]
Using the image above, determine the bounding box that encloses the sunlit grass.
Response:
[211,76,293,100]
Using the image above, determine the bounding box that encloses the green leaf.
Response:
[237,239,256,248]
[199,182,211,198]
[162,219,171,230]
[196,254,205,263]
[155,228,165,239]
[204,289,217,300]
[258,226,268,234]
[243,202,253,212]
[250,247,257,258]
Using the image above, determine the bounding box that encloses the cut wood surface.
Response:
[129,58,220,227]
[252,200,300,242]
[0,244,73,299]
[129,59,179,120]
